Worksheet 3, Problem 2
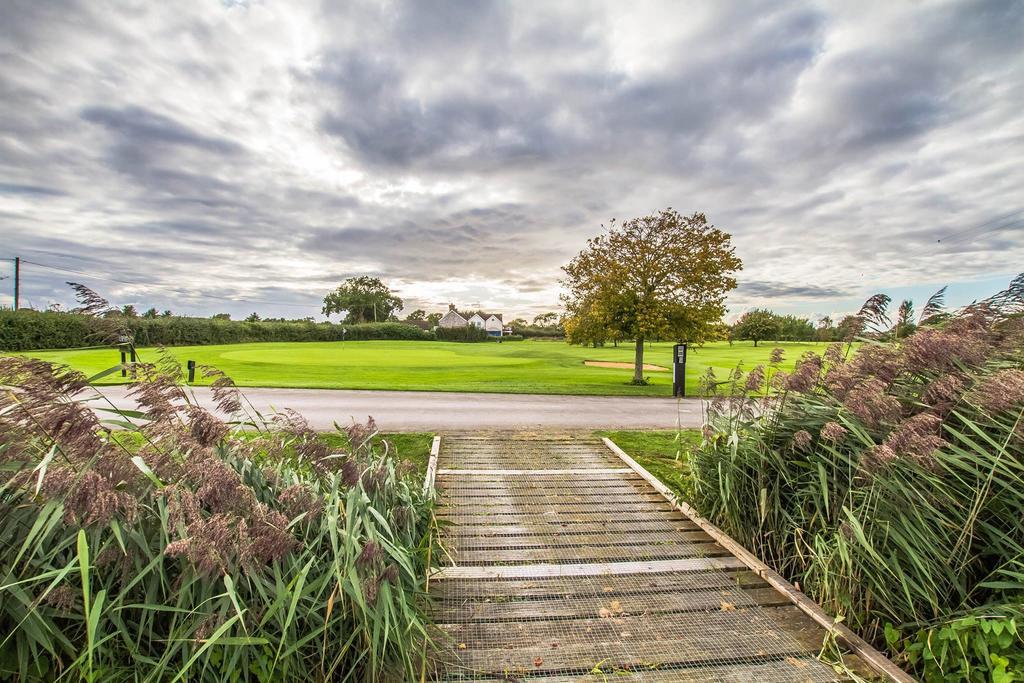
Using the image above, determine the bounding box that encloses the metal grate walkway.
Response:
[426,434,882,681]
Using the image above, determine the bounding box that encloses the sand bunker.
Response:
[584,360,669,372]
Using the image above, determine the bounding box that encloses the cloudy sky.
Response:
[1,0,1022,322]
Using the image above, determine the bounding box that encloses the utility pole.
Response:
[12,257,18,311]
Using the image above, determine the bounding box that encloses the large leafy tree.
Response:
[562,209,742,383]
[732,309,780,347]
[322,277,403,323]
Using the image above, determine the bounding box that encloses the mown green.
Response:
[20,340,826,396]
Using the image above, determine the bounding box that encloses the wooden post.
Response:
[120,349,127,377]
[129,346,137,380]
[187,360,196,383]
[12,257,19,311]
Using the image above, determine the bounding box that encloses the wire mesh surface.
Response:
[428,434,856,681]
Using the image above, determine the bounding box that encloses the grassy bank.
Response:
[20,339,826,396]
[594,429,700,500]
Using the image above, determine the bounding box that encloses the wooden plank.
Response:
[436,468,632,475]
[421,435,441,497]
[459,657,845,682]
[449,529,713,549]
[429,567,767,599]
[432,556,747,580]
[438,501,669,515]
[601,437,913,683]
[435,606,830,673]
[441,519,700,536]
[440,492,666,504]
[434,510,691,524]
[436,586,790,622]
[439,480,649,492]
[451,541,729,565]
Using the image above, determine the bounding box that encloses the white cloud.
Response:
[0,0,1021,320]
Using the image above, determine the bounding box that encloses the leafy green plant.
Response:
[886,615,1024,682]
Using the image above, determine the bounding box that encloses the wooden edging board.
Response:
[422,435,441,497]
[601,437,916,683]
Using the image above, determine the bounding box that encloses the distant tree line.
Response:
[729,287,953,346]
[0,309,433,352]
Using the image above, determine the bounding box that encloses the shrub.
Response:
[0,310,432,351]
[433,325,488,343]
[0,354,432,681]
[690,280,1024,680]
[487,334,523,342]
[516,324,563,339]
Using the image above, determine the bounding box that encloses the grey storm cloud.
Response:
[0,0,1022,320]
[736,281,851,300]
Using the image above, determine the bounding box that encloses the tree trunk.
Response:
[633,336,645,382]
[754,339,759,347]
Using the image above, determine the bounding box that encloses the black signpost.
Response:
[672,343,688,397]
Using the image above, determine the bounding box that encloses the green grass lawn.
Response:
[595,429,701,501]
[18,339,828,396]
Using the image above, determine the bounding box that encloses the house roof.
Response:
[441,309,467,321]
[478,313,503,321]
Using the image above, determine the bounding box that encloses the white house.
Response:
[438,308,468,328]
[468,313,504,336]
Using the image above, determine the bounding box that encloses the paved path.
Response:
[427,434,870,680]
[88,386,705,431]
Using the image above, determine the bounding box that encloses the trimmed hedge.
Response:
[0,310,432,351]
[488,334,524,342]
[516,325,564,339]
[433,325,489,343]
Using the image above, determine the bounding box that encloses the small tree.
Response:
[245,312,261,322]
[404,309,426,322]
[142,307,159,319]
[835,314,864,342]
[425,312,443,327]
[121,304,138,318]
[212,313,231,321]
[816,316,834,342]
[322,277,403,324]
[732,309,779,347]
[892,299,916,339]
[533,312,558,326]
[160,309,173,317]
[508,318,528,330]
[562,209,741,382]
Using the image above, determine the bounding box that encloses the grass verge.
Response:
[594,429,701,502]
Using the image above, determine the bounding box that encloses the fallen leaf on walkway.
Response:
[609,600,623,614]
[598,607,612,618]
[785,657,807,669]
[720,601,736,611]
[458,643,467,649]
[602,586,614,593]
[533,657,544,667]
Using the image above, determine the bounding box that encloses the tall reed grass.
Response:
[0,345,432,681]
[691,276,1024,680]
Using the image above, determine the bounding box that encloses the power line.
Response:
[935,207,1024,244]
[19,259,320,309]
